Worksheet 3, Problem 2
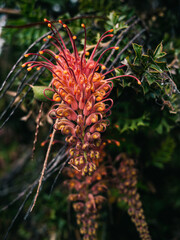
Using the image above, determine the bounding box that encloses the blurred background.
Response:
[0,0,180,240]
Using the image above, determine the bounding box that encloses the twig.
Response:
[4,15,107,29]
[0,8,21,15]
[30,119,58,212]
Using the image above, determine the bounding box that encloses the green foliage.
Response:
[2,0,47,48]
[30,85,54,102]
[151,136,176,168]
[115,113,150,133]
[106,11,128,34]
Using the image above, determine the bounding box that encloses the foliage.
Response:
[0,0,180,240]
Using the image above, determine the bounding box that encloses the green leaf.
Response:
[30,85,54,102]
[153,42,167,59]
[117,114,149,133]
[150,63,163,73]
[132,43,143,62]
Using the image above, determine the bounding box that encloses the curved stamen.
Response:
[23,60,53,69]
[26,63,66,84]
[44,18,67,50]
[90,47,119,82]
[57,54,70,68]
[81,24,87,57]
[80,23,87,71]
[89,29,114,61]
[68,67,78,84]
[43,88,56,102]
[102,64,126,76]
[59,20,78,62]
[39,49,64,69]
[105,75,141,85]
[24,53,55,66]
[47,35,68,60]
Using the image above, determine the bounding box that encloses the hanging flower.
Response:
[23,19,141,176]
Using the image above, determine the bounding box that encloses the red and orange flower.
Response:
[23,19,141,175]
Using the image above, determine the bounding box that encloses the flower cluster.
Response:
[63,153,107,240]
[23,19,140,176]
[116,154,151,240]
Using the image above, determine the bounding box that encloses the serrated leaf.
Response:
[156,52,167,58]
[153,42,166,59]
[117,114,149,133]
[132,43,143,62]
[126,56,143,74]
[150,64,163,73]
[30,85,54,102]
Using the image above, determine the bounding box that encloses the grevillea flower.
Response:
[23,19,141,176]
[63,142,107,240]
[115,154,151,240]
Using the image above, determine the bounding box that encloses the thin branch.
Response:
[0,8,21,15]
[4,15,107,29]
[30,119,58,212]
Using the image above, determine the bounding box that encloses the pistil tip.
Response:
[44,18,48,22]
[24,54,29,57]
[48,23,51,28]
[73,36,77,40]
[39,51,44,54]
[115,47,119,50]
[110,29,114,32]
[27,67,32,71]
[47,35,52,39]
[101,65,106,70]
[85,52,90,56]
[81,23,85,28]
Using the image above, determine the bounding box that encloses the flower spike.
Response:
[24,20,142,215]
